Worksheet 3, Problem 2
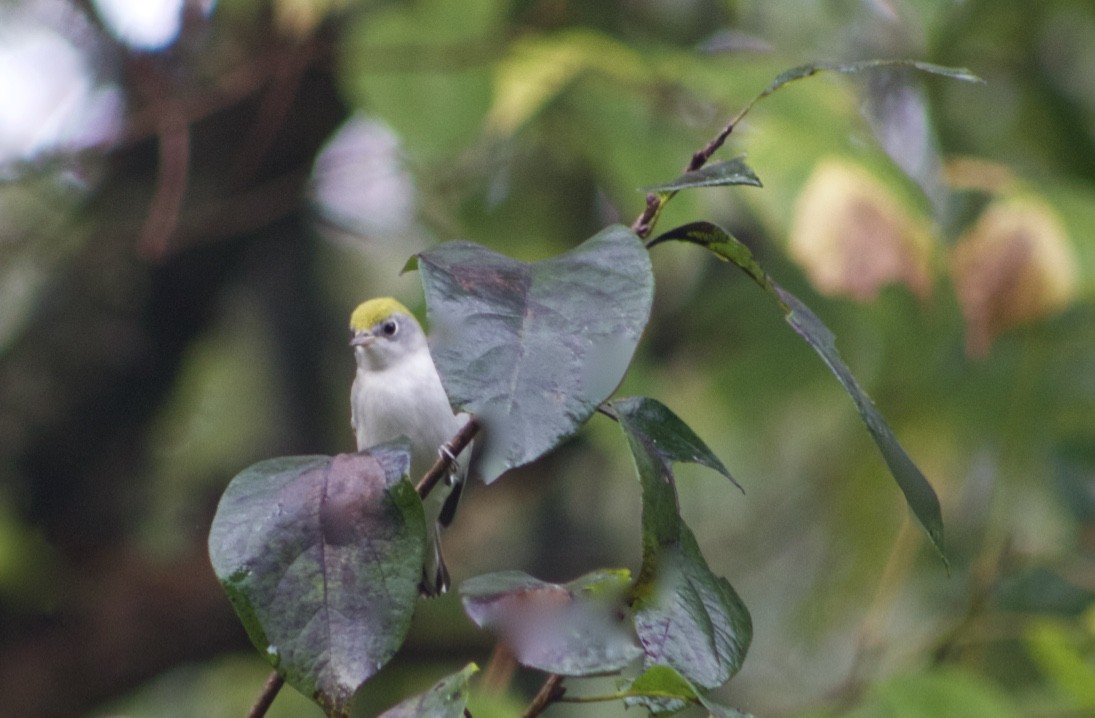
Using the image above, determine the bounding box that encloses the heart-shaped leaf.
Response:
[377,663,479,718]
[208,445,424,716]
[650,221,947,566]
[461,569,642,675]
[416,224,654,482]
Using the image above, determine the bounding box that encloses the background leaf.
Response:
[208,446,424,715]
[417,225,654,482]
[376,664,479,718]
[337,0,505,162]
[460,569,642,675]
[840,668,1022,718]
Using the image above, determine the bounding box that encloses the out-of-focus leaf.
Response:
[376,664,479,718]
[1027,616,1095,709]
[860,67,945,210]
[614,397,751,688]
[644,157,763,193]
[995,566,1094,615]
[842,668,1021,718]
[338,0,505,160]
[951,195,1077,357]
[1053,439,1095,524]
[486,29,647,136]
[273,0,352,36]
[460,569,642,675]
[651,221,947,565]
[416,225,653,482]
[208,446,424,716]
[788,158,934,301]
[609,396,740,491]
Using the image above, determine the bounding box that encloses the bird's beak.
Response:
[350,330,373,348]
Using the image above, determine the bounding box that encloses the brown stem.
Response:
[247,671,284,718]
[630,89,750,241]
[522,673,565,718]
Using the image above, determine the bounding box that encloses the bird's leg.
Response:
[437,442,460,487]
[438,442,457,463]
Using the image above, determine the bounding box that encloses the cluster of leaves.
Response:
[208,61,975,717]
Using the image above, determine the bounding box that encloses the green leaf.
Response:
[623,664,697,714]
[764,60,982,96]
[775,287,946,562]
[731,60,983,131]
[460,569,642,675]
[1027,618,1095,709]
[631,529,753,689]
[609,396,740,491]
[377,664,479,718]
[624,666,753,717]
[416,224,654,482]
[337,0,505,161]
[843,668,1021,718]
[648,222,770,288]
[208,445,425,716]
[486,29,648,136]
[645,157,763,193]
[614,397,752,688]
[652,221,946,565]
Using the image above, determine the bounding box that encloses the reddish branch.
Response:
[630,96,747,239]
[522,673,566,718]
[247,672,285,718]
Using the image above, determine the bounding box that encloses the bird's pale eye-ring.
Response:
[380,318,399,337]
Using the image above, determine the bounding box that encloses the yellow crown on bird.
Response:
[350,297,413,333]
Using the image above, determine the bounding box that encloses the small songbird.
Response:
[349,297,468,595]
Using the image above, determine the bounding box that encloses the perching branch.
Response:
[522,673,566,718]
[247,672,284,718]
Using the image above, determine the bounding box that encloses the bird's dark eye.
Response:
[381,319,398,337]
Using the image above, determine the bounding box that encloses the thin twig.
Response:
[630,84,757,240]
[247,671,284,718]
[521,673,565,718]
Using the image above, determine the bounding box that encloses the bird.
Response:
[349,297,468,595]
